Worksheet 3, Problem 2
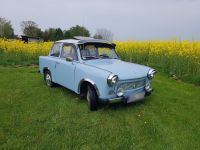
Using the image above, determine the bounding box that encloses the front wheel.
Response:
[87,85,98,111]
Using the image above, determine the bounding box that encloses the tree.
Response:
[93,34,103,39]
[47,28,57,41]
[55,28,63,40]
[20,20,41,37]
[36,25,90,41]
[43,28,56,41]
[0,17,14,38]
[93,28,113,41]
[36,28,43,38]
[43,30,49,41]
[63,30,71,39]
[68,25,90,37]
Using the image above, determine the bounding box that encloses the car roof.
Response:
[56,39,79,44]
[56,37,115,46]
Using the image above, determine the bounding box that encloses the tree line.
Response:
[0,17,113,41]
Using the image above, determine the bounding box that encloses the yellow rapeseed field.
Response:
[116,40,200,61]
[0,39,52,55]
[0,38,200,84]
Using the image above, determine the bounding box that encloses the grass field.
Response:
[0,66,200,149]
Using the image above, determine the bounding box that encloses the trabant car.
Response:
[39,37,156,111]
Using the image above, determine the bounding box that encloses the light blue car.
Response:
[39,36,156,111]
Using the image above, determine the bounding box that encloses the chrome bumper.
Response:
[108,88,153,103]
[145,87,153,96]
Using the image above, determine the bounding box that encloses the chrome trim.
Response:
[115,77,146,94]
[119,77,146,82]
[107,74,118,86]
[117,79,146,92]
[145,86,153,93]
[78,78,100,96]
[116,88,124,97]
[117,86,145,93]
[145,87,153,96]
[147,69,157,80]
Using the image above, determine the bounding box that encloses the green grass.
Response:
[0,50,39,66]
[0,66,200,150]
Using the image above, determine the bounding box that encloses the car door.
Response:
[55,43,78,91]
[48,42,62,82]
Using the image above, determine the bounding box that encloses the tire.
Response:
[44,70,54,87]
[87,85,98,111]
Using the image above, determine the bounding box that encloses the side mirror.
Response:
[66,57,73,62]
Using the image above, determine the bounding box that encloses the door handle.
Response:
[55,62,60,68]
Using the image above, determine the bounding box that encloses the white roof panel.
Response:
[56,38,115,46]
[56,39,79,44]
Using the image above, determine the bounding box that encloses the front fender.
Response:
[74,63,113,99]
[77,78,100,96]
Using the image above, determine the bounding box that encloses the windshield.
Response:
[79,43,118,60]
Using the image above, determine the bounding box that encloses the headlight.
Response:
[147,69,157,80]
[117,88,124,97]
[107,74,118,86]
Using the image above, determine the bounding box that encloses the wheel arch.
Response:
[78,78,100,97]
[43,67,50,74]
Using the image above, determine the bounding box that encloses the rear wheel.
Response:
[87,85,98,111]
[44,70,54,87]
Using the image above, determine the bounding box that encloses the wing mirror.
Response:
[66,57,73,62]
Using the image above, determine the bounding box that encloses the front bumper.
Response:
[108,88,153,104]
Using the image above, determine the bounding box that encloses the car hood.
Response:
[84,59,151,80]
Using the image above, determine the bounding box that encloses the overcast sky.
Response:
[1,0,200,40]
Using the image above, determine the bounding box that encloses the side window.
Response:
[50,43,60,57]
[61,45,78,61]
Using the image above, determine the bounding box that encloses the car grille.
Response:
[117,78,146,91]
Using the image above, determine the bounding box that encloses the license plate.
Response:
[127,92,145,103]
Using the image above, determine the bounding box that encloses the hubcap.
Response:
[45,74,51,86]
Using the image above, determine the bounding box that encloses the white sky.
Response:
[0,0,200,40]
